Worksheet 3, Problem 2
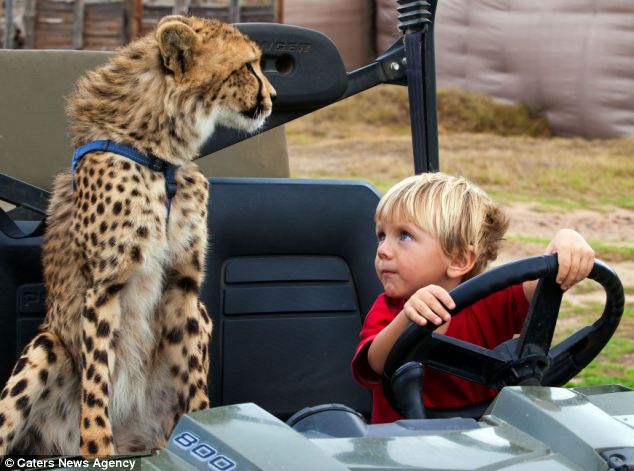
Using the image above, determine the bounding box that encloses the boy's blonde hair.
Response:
[376,173,509,279]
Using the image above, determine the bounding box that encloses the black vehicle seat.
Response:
[0,222,45,387]
[202,178,382,420]
[0,177,381,420]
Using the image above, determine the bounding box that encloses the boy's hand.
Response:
[546,229,595,291]
[403,285,456,327]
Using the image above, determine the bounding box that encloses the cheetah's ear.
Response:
[157,20,201,77]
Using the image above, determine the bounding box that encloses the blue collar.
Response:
[72,140,180,191]
[71,140,181,219]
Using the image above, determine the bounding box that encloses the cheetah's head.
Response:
[156,16,276,136]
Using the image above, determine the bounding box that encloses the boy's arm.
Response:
[523,228,595,302]
[368,286,454,375]
[367,311,411,376]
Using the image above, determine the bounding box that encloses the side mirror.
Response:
[237,23,348,110]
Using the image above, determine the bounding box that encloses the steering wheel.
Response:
[382,255,624,419]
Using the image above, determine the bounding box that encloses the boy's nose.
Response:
[377,241,392,259]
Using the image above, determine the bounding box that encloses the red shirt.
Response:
[352,284,529,423]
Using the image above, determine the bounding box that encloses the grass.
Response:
[287,86,634,209]
[287,85,634,389]
[286,86,550,142]
[557,301,634,389]
[437,88,550,137]
[506,235,634,262]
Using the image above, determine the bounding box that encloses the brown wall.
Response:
[283,0,374,70]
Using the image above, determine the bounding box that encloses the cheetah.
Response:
[0,15,275,457]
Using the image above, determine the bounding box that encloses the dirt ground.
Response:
[498,202,634,289]
[506,203,633,245]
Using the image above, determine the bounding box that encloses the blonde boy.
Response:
[352,173,594,423]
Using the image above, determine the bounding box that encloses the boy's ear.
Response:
[156,20,201,77]
[446,248,477,280]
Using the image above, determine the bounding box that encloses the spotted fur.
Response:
[0,15,275,457]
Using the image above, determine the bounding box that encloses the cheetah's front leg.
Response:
[0,332,74,455]
[160,168,212,437]
[79,285,122,457]
[160,260,212,437]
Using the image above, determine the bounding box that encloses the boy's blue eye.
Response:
[400,232,412,241]
[377,232,386,242]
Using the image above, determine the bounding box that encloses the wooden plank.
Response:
[229,0,239,23]
[173,0,190,16]
[124,0,141,42]
[37,22,72,31]
[23,0,37,47]
[0,0,4,46]
[190,0,228,6]
[189,6,229,22]
[242,4,274,22]
[73,0,85,49]
[141,4,170,35]
[3,0,13,48]
[36,1,73,20]
[275,0,282,23]
[34,0,73,48]
[40,2,75,14]
[83,1,125,50]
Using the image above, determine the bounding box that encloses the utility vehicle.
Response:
[0,1,631,469]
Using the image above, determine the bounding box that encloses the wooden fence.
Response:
[2,0,278,50]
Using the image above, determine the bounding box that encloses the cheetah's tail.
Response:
[0,331,68,455]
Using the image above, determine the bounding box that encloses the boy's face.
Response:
[375,219,453,299]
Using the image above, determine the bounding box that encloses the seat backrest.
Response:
[0,49,289,192]
[203,178,381,419]
[0,222,45,387]
[0,177,381,419]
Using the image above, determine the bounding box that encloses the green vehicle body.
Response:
[35,385,633,471]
